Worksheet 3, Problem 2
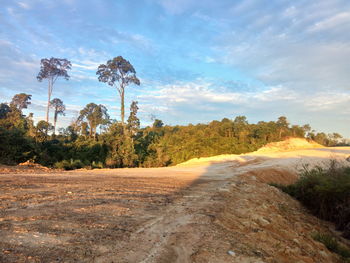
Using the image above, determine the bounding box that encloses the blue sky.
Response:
[1,0,350,136]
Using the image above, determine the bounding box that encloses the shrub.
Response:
[54,160,72,170]
[72,159,84,169]
[91,161,104,169]
[312,232,350,260]
[272,161,350,239]
[54,159,84,170]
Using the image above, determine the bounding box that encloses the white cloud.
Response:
[304,92,350,111]
[72,60,101,70]
[283,6,297,18]
[308,12,350,32]
[17,2,30,9]
[138,81,297,109]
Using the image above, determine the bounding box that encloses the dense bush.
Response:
[54,159,84,170]
[0,127,35,165]
[273,161,350,239]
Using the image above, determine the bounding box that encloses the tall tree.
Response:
[37,58,71,123]
[96,56,140,125]
[153,119,164,128]
[276,116,289,139]
[78,103,109,139]
[233,116,249,143]
[127,101,140,135]
[11,93,32,111]
[50,98,66,134]
[26,113,36,137]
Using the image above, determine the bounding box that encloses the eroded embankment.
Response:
[203,171,347,263]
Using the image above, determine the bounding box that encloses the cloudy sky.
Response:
[1,0,350,136]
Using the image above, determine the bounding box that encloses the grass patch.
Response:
[312,232,350,261]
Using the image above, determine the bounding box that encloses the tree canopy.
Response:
[11,93,32,111]
[78,103,109,139]
[37,57,71,122]
[0,91,347,168]
[50,98,66,134]
[96,56,140,125]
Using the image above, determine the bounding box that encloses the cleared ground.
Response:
[1,140,350,262]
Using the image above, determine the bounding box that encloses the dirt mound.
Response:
[255,138,323,153]
[206,175,346,263]
[18,160,49,169]
[241,168,298,185]
[0,162,51,174]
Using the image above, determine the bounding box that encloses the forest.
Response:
[0,56,346,169]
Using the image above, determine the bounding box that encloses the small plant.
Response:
[91,161,104,169]
[312,232,350,260]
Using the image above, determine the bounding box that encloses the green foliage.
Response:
[69,138,108,164]
[54,159,84,170]
[0,126,35,165]
[0,103,36,165]
[11,93,32,111]
[153,119,164,128]
[0,103,11,119]
[50,98,65,134]
[273,161,350,239]
[103,123,138,167]
[97,56,140,124]
[312,232,350,260]
[91,161,104,169]
[127,101,140,136]
[0,92,347,172]
[78,103,109,139]
[35,120,54,142]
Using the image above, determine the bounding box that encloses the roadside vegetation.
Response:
[272,161,350,240]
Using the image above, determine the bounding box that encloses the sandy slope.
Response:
[1,139,350,262]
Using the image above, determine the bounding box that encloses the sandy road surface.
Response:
[1,145,350,262]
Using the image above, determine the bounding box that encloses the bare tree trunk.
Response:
[120,88,125,125]
[89,121,93,139]
[53,112,57,135]
[46,78,52,123]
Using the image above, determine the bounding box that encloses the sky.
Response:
[0,0,350,136]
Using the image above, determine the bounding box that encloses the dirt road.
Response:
[1,144,350,262]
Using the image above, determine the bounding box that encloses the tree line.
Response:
[0,96,345,168]
[0,56,346,169]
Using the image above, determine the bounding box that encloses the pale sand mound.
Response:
[255,138,323,153]
[178,138,324,167]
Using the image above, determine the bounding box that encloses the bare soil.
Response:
[1,140,350,262]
